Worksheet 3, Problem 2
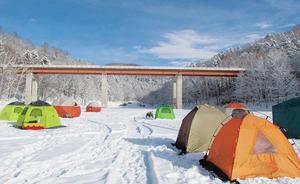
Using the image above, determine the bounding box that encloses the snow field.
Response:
[0,102,299,184]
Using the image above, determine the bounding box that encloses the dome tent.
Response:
[200,114,300,182]
[16,100,62,129]
[173,104,228,154]
[155,104,175,119]
[52,96,81,117]
[86,102,101,112]
[0,101,26,121]
[224,102,253,117]
[272,97,300,138]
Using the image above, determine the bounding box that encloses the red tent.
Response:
[224,102,252,117]
[86,102,101,112]
[224,102,248,109]
[52,97,81,117]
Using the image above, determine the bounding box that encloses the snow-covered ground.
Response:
[0,101,300,184]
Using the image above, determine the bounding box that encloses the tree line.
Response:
[0,26,299,107]
[197,26,300,107]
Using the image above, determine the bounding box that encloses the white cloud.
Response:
[137,30,218,60]
[170,61,194,67]
[256,22,273,29]
[164,30,219,46]
[257,22,296,30]
[69,45,141,65]
[246,34,263,40]
[28,18,36,24]
[277,23,296,28]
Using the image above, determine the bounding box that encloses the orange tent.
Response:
[86,102,101,112]
[200,114,300,181]
[52,97,81,117]
[224,102,248,108]
[224,102,253,117]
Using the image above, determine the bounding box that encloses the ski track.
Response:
[0,107,187,184]
[0,122,110,183]
[132,118,153,137]
[2,106,296,184]
[143,151,159,184]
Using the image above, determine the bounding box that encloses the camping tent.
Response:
[173,104,228,154]
[52,96,81,117]
[200,114,300,181]
[16,100,62,129]
[224,102,253,117]
[155,104,175,119]
[0,101,26,121]
[272,97,300,139]
[86,102,101,112]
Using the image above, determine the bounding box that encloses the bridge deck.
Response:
[8,65,245,77]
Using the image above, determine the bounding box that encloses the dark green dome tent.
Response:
[272,97,300,138]
[0,101,26,121]
[155,104,175,119]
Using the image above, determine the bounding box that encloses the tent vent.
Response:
[30,109,42,117]
[161,108,171,113]
[253,129,278,154]
[231,109,248,119]
[14,107,23,113]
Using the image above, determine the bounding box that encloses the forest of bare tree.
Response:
[1,26,300,107]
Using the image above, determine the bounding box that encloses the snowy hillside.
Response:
[0,102,300,184]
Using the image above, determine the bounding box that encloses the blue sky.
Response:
[0,0,299,66]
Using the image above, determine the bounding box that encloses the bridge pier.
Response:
[101,73,108,109]
[173,74,182,109]
[24,72,183,109]
[18,65,242,109]
[25,72,38,104]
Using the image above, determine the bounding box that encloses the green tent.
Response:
[155,104,175,119]
[173,104,229,154]
[0,101,26,121]
[272,97,300,138]
[16,100,62,129]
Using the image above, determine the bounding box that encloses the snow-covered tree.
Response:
[234,50,299,107]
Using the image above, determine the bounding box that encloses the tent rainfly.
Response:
[16,100,62,129]
[272,97,300,139]
[173,104,228,154]
[86,102,101,112]
[200,114,300,181]
[0,101,26,121]
[224,102,253,117]
[52,96,81,117]
[155,104,175,119]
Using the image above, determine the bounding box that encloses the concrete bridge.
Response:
[8,65,246,109]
